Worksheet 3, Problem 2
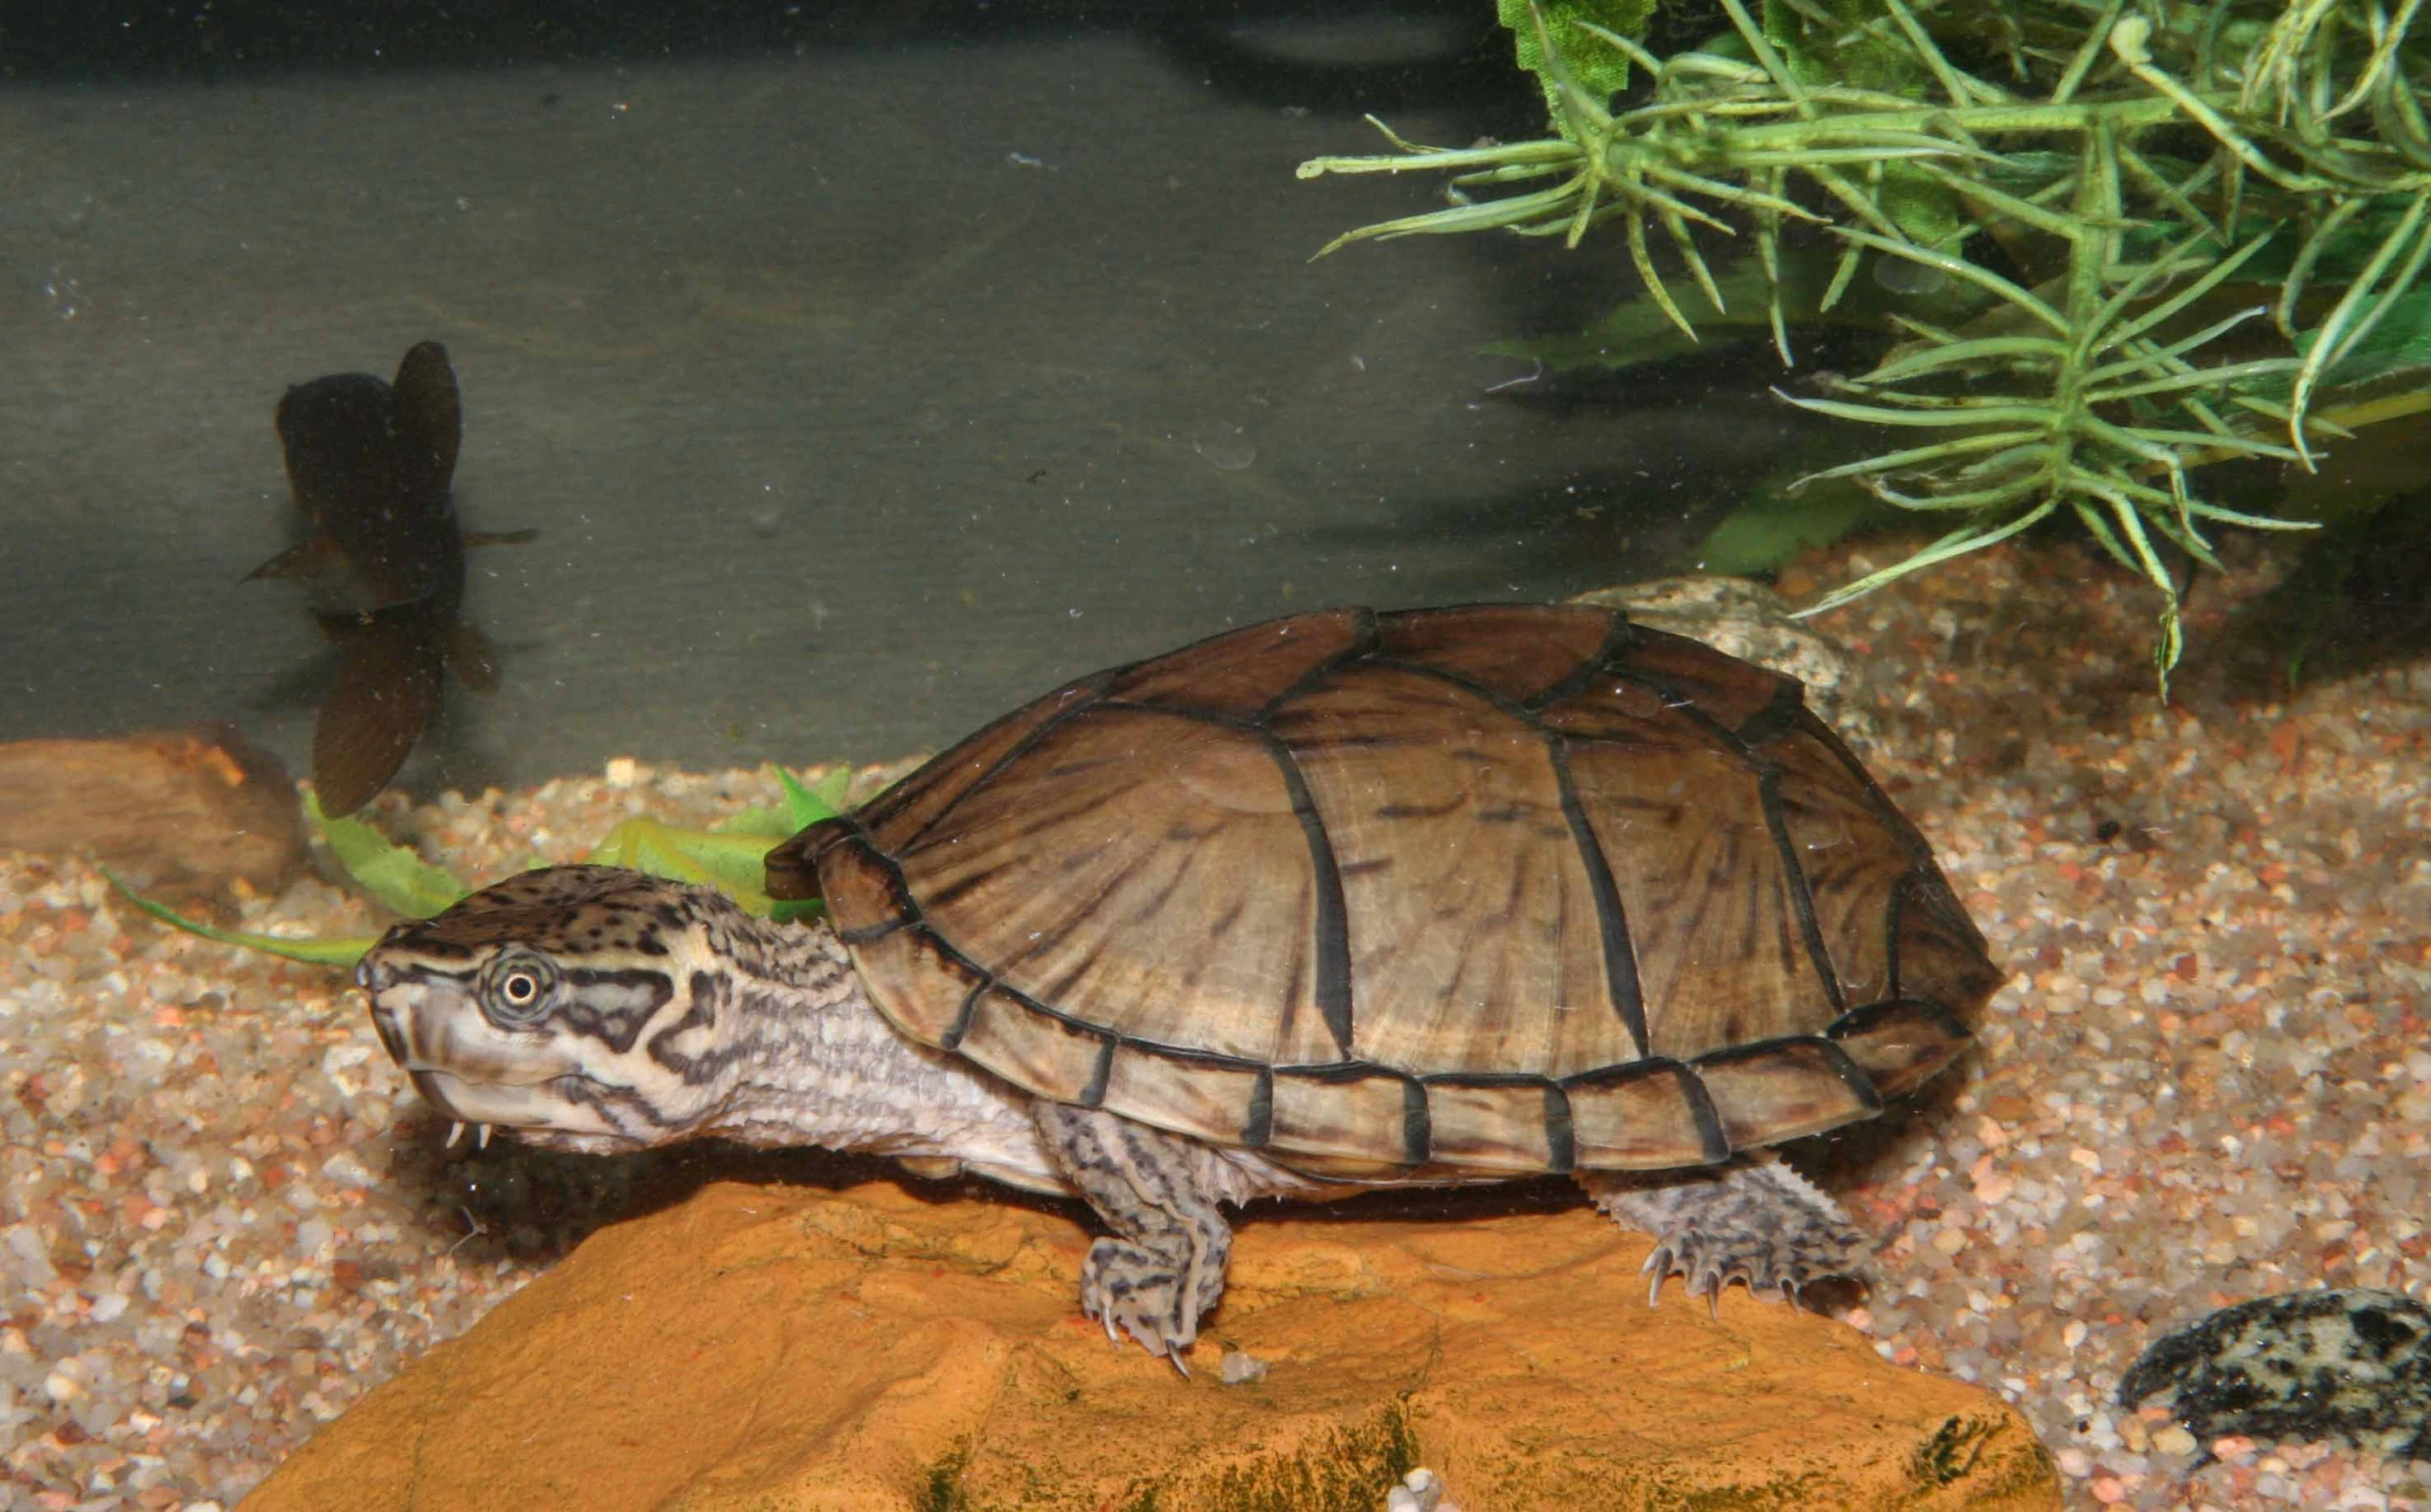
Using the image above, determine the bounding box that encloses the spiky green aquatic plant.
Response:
[1299,1,2431,686]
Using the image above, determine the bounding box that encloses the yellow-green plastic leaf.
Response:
[311,794,469,919]
[779,764,851,830]
[582,817,776,912]
[104,869,377,967]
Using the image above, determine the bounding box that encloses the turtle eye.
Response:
[480,949,559,1026]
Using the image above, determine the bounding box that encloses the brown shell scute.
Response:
[768,604,2000,1176]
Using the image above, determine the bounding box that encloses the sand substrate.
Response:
[2,538,2427,1511]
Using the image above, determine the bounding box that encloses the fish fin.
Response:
[461,527,539,549]
[313,609,445,816]
[243,534,344,585]
[391,342,462,498]
[445,619,502,693]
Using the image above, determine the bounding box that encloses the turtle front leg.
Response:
[1577,1153,1865,1308]
[1034,1103,1232,1371]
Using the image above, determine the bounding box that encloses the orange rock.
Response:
[250,1180,2058,1511]
[0,727,305,899]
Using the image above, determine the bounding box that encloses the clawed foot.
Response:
[1080,1236,1221,1374]
[1581,1154,1868,1311]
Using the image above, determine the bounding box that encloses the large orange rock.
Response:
[251,1180,2058,1510]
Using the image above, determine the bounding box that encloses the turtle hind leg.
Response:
[1577,1154,1866,1309]
[1034,1103,1232,1372]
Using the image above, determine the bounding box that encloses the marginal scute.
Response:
[1611,625,1800,731]
[1373,603,1615,701]
[842,921,987,1048]
[1565,1064,1725,1168]
[952,989,1112,1105]
[1424,1080,1560,1172]
[1889,871,2006,1012]
[800,603,2001,1176]
[1692,1042,1880,1150]
[796,828,905,935]
[1828,999,1976,1099]
[1095,1044,1266,1146]
[1265,1068,1416,1164]
[1105,607,1365,720]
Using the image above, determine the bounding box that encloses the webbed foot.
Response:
[1579,1154,1866,1308]
[1037,1104,1233,1373]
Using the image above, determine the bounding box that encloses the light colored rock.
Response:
[249,1179,2058,1512]
[1571,576,1879,746]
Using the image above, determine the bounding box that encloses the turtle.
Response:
[359,603,2004,1368]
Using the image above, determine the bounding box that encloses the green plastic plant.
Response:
[1298,0,2431,687]
[110,766,849,967]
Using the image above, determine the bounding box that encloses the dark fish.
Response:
[248,341,532,816]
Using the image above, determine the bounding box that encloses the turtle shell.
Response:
[766,604,2001,1180]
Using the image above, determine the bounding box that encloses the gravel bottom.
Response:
[2,539,2427,1510]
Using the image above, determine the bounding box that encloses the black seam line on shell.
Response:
[1079,1036,1117,1109]
[1691,1033,1886,1114]
[1792,708,1941,866]
[1362,655,1557,727]
[1252,727,1355,1061]
[926,958,1284,1076]
[1555,1057,1690,1090]
[1523,606,1638,712]
[1610,667,1764,761]
[1093,697,1263,735]
[1242,1067,1275,1147]
[1541,1083,1577,1173]
[885,669,1119,853]
[1733,675,1806,748]
[1249,606,1380,727]
[1340,640,1664,1052]
[940,975,989,1052]
[764,816,860,905]
[1672,1063,1734,1164]
[1827,996,1973,1048]
[1401,1078,1432,1164]
[837,919,908,946]
[794,819,921,930]
[894,861,1006,919]
[1758,766,1849,1015]
[1547,734,1650,1059]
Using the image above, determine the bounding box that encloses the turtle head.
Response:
[356,865,763,1153]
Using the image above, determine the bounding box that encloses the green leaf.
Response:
[103,870,378,966]
[1695,474,1894,575]
[776,764,850,830]
[582,818,779,912]
[2289,284,2431,396]
[1501,0,1655,138]
[310,793,469,919]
